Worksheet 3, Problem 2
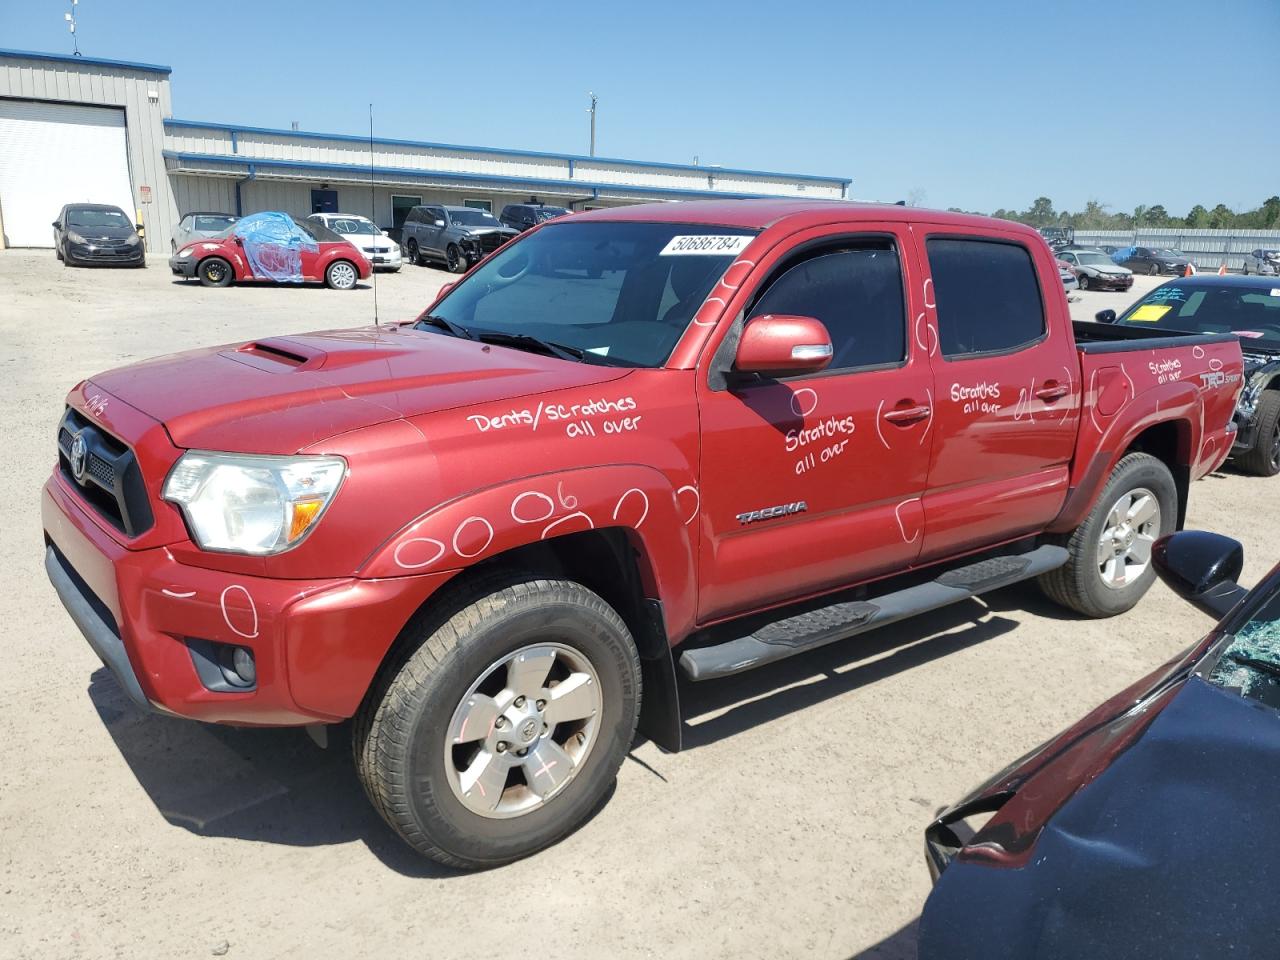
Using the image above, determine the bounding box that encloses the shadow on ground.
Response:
[849,918,919,959]
[87,582,1027,874]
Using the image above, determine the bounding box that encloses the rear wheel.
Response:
[325,259,358,290]
[1078,274,1090,291]
[1243,261,1250,275]
[446,244,468,274]
[353,574,641,868]
[1237,391,1280,477]
[1039,452,1177,617]
[1148,263,1160,276]
[197,257,233,287]
[406,239,421,266]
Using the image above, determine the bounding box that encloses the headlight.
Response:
[176,247,193,259]
[126,235,141,246]
[67,231,87,244]
[162,452,346,555]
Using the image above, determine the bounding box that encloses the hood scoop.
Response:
[225,337,414,373]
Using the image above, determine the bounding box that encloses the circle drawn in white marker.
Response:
[676,484,700,525]
[612,488,650,528]
[511,491,555,524]
[394,537,447,569]
[541,512,594,540]
[453,517,495,559]
[790,387,819,418]
[220,584,259,639]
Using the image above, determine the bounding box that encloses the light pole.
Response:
[587,92,597,157]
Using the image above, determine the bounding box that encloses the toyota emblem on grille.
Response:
[69,433,88,484]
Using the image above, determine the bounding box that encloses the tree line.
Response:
[945,196,1280,231]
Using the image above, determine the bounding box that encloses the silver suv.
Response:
[400,204,518,273]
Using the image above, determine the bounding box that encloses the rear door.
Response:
[696,223,934,620]
[916,228,1080,560]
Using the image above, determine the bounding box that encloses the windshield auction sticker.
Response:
[659,235,753,256]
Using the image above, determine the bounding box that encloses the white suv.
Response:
[305,213,402,271]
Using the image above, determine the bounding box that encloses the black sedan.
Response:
[52,203,145,267]
[1099,275,1280,475]
[921,530,1280,960]
[1114,244,1192,276]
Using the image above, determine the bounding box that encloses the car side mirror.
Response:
[232,235,244,246]
[434,220,445,227]
[381,230,390,237]
[136,223,145,232]
[1153,531,1248,619]
[52,220,61,228]
[1095,309,1117,324]
[734,315,833,378]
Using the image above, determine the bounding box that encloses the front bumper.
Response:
[66,241,144,265]
[363,249,402,270]
[1091,274,1133,290]
[42,475,452,725]
[168,254,199,277]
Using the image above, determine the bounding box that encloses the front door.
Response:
[696,226,933,622]
[917,230,1080,560]
[310,189,338,214]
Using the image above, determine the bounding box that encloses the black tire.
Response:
[1078,274,1090,291]
[324,259,359,290]
[353,573,641,868]
[406,239,421,266]
[1243,261,1250,275]
[1237,390,1280,477]
[1038,452,1177,617]
[55,244,64,262]
[197,257,233,287]
[446,244,468,274]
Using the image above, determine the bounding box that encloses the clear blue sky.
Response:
[4,0,1277,216]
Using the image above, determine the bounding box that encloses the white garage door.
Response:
[0,100,135,248]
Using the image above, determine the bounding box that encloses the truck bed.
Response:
[1072,320,1240,355]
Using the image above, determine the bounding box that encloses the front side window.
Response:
[926,238,1046,358]
[747,241,906,371]
[418,222,756,367]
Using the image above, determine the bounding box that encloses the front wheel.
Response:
[446,244,468,274]
[353,575,641,868]
[325,259,359,290]
[197,257,233,287]
[1237,391,1280,477]
[405,239,421,266]
[1038,452,1177,617]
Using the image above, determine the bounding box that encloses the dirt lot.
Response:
[2,251,1274,960]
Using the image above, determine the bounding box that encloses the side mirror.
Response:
[734,314,833,378]
[1095,309,1117,324]
[434,220,445,227]
[52,220,61,228]
[381,230,390,237]
[232,235,244,246]
[136,223,145,232]
[1153,531,1248,619]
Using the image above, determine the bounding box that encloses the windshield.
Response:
[536,207,569,221]
[1118,282,1280,350]
[417,221,757,367]
[67,208,130,229]
[1077,253,1114,267]
[1154,248,1184,258]
[327,217,380,235]
[193,215,236,232]
[449,209,498,226]
[1207,575,1280,710]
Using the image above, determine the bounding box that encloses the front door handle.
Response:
[882,403,932,425]
[1035,381,1069,402]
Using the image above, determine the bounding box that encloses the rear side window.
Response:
[926,238,1045,358]
[748,241,906,371]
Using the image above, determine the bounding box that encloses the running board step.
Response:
[678,545,1068,681]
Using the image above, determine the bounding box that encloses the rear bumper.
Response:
[42,475,452,725]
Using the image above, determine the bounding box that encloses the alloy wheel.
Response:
[444,642,602,819]
[1096,487,1160,589]
[329,261,357,289]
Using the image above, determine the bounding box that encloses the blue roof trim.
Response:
[164,118,851,187]
[162,151,806,201]
[0,48,171,75]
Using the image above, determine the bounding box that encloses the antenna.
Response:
[368,103,380,329]
[587,92,597,157]
[65,0,81,57]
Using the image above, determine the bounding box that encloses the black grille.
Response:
[56,407,154,537]
[477,231,513,254]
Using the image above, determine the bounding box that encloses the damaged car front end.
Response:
[920,531,1280,960]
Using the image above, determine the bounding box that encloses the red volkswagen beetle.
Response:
[168,210,371,290]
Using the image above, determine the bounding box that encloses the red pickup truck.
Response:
[43,200,1242,868]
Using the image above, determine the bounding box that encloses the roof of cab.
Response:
[571,198,1036,238]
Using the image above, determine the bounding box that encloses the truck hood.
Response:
[86,326,630,453]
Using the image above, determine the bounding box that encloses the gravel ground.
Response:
[1,252,1272,960]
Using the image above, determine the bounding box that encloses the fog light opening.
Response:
[220,645,257,688]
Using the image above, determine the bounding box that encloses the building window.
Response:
[463,198,493,212]
[391,195,422,229]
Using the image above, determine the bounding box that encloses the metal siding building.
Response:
[0,49,850,254]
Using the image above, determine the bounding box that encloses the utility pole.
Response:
[587,92,597,157]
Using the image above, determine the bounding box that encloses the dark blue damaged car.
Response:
[920,530,1280,960]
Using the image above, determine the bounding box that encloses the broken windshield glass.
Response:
[1208,585,1280,706]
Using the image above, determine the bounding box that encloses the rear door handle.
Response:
[1035,382,1069,402]
[882,403,932,425]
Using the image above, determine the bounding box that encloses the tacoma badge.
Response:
[736,501,808,524]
